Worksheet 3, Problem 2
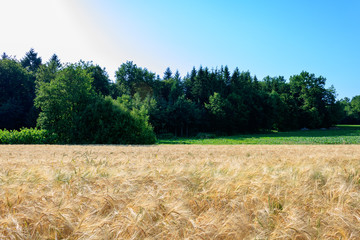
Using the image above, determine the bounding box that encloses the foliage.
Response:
[79,61,111,96]
[34,62,155,144]
[0,58,36,129]
[35,63,96,143]
[340,95,360,124]
[115,61,155,97]
[205,92,227,131]
[76,96,156,144]
[0,49,351,142]
[0,128,58,144]
[21,48,42,72]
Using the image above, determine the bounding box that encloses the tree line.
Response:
[0,49,356,143]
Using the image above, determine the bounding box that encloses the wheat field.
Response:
[0,145,360,239]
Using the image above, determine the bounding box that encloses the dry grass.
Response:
[1,145,360,239]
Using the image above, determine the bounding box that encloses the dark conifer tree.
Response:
[21,48,42,72]
[174,70,181,81]
[49,54,61,68]
[1,52,9,60]
[163,67,173,80]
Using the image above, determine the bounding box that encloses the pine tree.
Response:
[163,67,172,80]
[174,70,181,81]
[1,52,9,60]
[49,54,61,68]
[21,48,42,72]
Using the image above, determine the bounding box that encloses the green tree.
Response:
[174,70,181,81]
[1,52,10,60]
[261,76,289,94]
[191,66,211,104]
[350,96,360,115]
[35,63,96,142]
[227,69,263,132]
[183,67,196,100]
[163,67,172,80]
[80,62,111,96]
[0,59,35,129]
[167,95,203,136]
[49,54,61,68]
[205,92,227,131]
[289,71,336,128]
[76,96,156,144]
[340,96,360,124]
[260,76,295,130]
[115,61,155,98]
[21,48,42,72]
[225,93,249,133]
[35,62,156,144]
[223,65,231,87]
[36,55,62,85]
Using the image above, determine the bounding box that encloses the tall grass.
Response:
[1,145,360,239]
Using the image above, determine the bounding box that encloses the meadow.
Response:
[1,145,360,239]
[158,125,360,145]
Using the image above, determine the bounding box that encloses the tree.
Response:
[79,61,111,96]
[205,92,227,131]
[184,67,196,100]
[191,66,213,104]
[167,95,203,136]
[223,65,231,87]
[0,59,35,129]
[1,52,10,60]
[261,76,289,94]
[76,96,156,144]
[289,71,334,128]
[227,69,263,132]
[115,61,155,98]
[163,67,172,80]
[21,48,42,72]
[225,93,249,133]
[35,63,97,142]
[36,55,62,85]
[35,62,156,144]
[49,54,61,68]
[350,95,360,115]
[341,95,360,124]
[174,70,181,81]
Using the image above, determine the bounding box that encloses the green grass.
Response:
[157,125,360,144]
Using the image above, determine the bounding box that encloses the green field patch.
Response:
[158,125,360,144]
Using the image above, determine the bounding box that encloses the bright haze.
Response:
[1,0,359,99]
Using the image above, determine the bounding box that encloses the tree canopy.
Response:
[0,49,351,143]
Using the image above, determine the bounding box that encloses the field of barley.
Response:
[1,145,360,239]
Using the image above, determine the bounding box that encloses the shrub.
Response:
[0,128,58,144]
[74,97,156,144]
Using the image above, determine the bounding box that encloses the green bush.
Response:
[0,128,58,144]
[35,63,156,144]
[74,97,156,144]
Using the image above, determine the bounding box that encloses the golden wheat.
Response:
[0,145,360,239]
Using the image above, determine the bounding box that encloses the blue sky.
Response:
[1,0,359,99]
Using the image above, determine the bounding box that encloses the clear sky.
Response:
[1,0,359,99]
